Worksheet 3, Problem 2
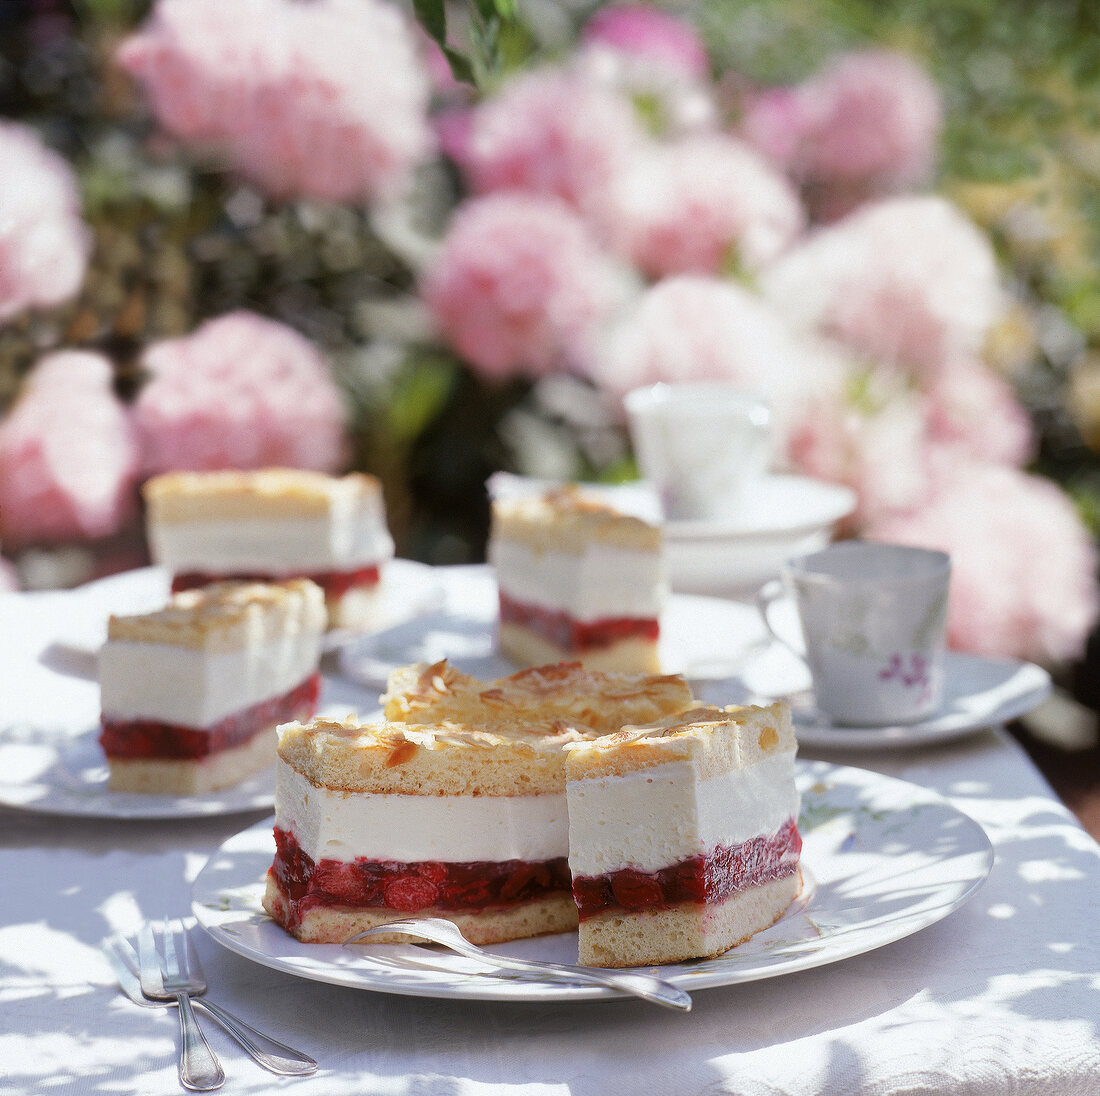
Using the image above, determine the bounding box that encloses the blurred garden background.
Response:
[3,0,1100,706]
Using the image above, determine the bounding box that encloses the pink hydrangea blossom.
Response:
[923,357,1034,466]
[130,311,348,474]
[117,0,434,204]
[422,193,627,381]
[460,67,646,226]
[760,196,1004,373]
[0,351,140,548]
[785,366,931,528]
[0,121,90,324]
[605,134,804,278]
[866,456,1099,664]
[581,3,710,81]
[590,275,842,447]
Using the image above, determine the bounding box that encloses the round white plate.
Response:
[0,726,277,819]
[783,653,1052,751]
[337,570,766,689]
[191,760,994,1003]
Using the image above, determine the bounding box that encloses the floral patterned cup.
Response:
[757,541,951,726]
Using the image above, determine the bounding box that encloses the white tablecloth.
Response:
[2,568,1100,1096]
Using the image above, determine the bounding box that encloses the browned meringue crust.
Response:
[563,701,796,783]
[143,467,384,523]
[381,659,695,733]
[105,578,326,652]
[489,486,661,554]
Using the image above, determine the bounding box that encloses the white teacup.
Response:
[757,541,951,727]
[624,382,772,522]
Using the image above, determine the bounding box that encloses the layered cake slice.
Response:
[98,579,326,795]
[381,659,696,734]
[488,487,666,673]
[263,715,587,945]
[143,468,395,630]
[564,702,802,968]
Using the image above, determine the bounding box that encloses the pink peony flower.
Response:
[130,311,348,474]
[737,87,808,173]
[760,196,1004,373]
[117,0,434,204]
[590,275,842,448]
[605,133,804,278]
[581,3,710,81]
[866,456,1099,664]
[0,351,140,548]
[0,121,91,324]
[460,67,646,225]
[923,356,1034,466]
[422,193,627,381]
[785,366,931,527]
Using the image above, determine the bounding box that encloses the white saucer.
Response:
[784,652,1052,750]
[661,474,857,597]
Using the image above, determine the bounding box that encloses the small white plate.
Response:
[0,726,277,819]
[191,760,994,1003]
[786,652,1052,750]
[338,566,766,688]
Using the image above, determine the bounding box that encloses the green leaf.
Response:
[412,0,447,46]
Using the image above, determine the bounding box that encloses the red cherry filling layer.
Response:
[269,826,572,930]
[171,564,381,601]
[498,592,659,652]
[571,817,802,919]
[99,672,321,761]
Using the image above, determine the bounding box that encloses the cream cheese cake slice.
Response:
[488,486,666,673]
[143,468,394,631]
[263,715,586,945]
[564,702,802,967]
[98,579,326,795]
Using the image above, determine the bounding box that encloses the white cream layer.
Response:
[489,539,665,621]
[277,765,569,864]
[567,752,799,876]
[99,633,322,728]
[150,510,394,573]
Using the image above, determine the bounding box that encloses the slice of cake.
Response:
[98,579,326,795]
[143,468,395,631]
[564,702,802,968]
[381,659,696,733]
[263,716,586,945]
[488,487,666,673]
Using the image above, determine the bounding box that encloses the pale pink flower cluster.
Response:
[0,121,90,324]
[422,193,626,381]
[761,196,1003,373]
[606,134,804,278]
[0,352,139,548]
[131,311,348,474]
[117,0,434,204]
[580,3,710,81]
[867,457,1099,665]
[740,48,942,217]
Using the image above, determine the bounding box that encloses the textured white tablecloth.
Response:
[2,569,1099,1096]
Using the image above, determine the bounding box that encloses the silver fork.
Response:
[344,917,693,1011]
[113,931,317,1077]
[140,921,225,1091]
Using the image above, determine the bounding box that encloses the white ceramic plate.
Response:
[0,726,278,819]
[337,572,767,689]
[191,761,994,1003]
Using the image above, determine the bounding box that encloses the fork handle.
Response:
[194,1000,318,1076]
[175,992,225,1091]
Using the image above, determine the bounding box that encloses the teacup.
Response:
[624,382,772,522]
[757,541,951,727]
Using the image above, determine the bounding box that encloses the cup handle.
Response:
[754,579,808,666]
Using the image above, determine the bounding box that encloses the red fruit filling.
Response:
[171,564,381,601]
[269,826,572,930]
[572,817,802,919]
[99,673,321,761]
[498,592,658,652]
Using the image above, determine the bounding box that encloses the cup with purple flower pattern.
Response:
[756,541,951,726]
